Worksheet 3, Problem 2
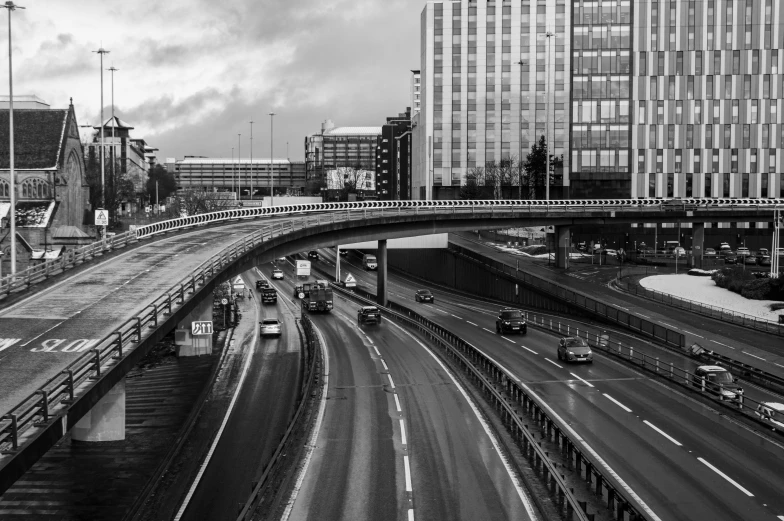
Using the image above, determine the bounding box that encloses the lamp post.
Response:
[249,119,254,200]
[231,146,235,197]
[93,46,109,240]
[545,31,553,201]
[108,65,118,216]
[2,1,24,275]
[269,112,276,206]
[237,133,241,201]
[517,58,526,200]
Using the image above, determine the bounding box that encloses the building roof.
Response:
[0,109,69,169]
[94,115,134,130]
[324,126,382,136]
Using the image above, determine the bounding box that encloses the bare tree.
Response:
[166,190,235,217]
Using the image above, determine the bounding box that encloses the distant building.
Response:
[411,70,422,116]
[0,94,50,110]
[377,108,413,200]
[172,157,306,199]
[0,99,92,269]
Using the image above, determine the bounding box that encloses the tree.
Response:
[83,152,135,226]
[522,135,563,199]
[165,190,234,217]
[459,169,484,199]
[146,164,177,206]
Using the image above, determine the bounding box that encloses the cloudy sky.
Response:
[2,0,423,161]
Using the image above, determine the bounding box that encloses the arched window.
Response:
[21,178,50,199]
[0,180,8,198]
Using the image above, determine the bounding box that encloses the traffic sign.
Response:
[94,209,109,226]
[191,321,213,335]
[344,273,356,287]
[221,298,228,305]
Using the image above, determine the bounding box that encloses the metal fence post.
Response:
[36,390,49,424]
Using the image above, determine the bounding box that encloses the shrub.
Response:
[741,278,773,300]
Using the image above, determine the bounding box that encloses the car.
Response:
[755,402,784,429]
[704,247,717,256]
[723,253,738,264]
[415,289,434,303]
[256,279,271,290]
[757,255,771,266]
[271,268,284,280]
[557,337,593,363]
[358,305,382,326]
[758,248,769,256]
[260,318,282,336]
[743,254,757,265]
[736,246,751,257]
[496,308,527,335]
[692,365,743,401]
[308,250,320,260]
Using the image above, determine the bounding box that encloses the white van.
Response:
[363,254,378,270]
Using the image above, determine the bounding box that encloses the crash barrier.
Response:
[447,242,687,348]
[615,276,784,336]
[332,284,654,521]
[236,314,321,521]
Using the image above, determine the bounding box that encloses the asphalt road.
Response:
[325,248,784,521]
[271,259,538,521]
[177,271,302,521]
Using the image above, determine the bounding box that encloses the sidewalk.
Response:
[450,232,784,378]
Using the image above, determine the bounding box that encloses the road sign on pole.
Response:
[191,321,213,335]
[94,209,109,226]
[344,273,356,288]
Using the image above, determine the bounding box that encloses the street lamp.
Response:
[107,65,118,215]
[269,112,276,206]
[517,58,526,200]
[545,31,554,202]
[237,133,241,200]
[249,119,254,200]
[231,146,235,197]
[93,46,110,240]
[2,1,24,275]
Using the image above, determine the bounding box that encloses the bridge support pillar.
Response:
[377,239,388,307]
[335,246,341,283]
[72,378,126,441]
[174,297,213,357]
[555,225,571,269]
[692,222,705,268]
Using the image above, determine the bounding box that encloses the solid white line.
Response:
[697,457,754,497]
[21,321,66,347]
[682,330,704,338]
[545,358,563,369]
[403,455,413,492]
[400,419,407,445]
[394,394,402,412]
[520,345,538,355]
[450,313,463,319]
[742,351,766,361]
[280,322,330,521]
[569,372,595,388]
[482,327,495,333]
[501,337,516,344]
[466,321,478,326]
[387,373,396,389]
[604,393,632,413]
[175,303,259,520]
[643,420,682,447]
[381,359,389,371]
[389,321,539,520]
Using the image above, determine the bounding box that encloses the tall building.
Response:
[377,108,413,200]
[411,70,422,115]
[413,0,571,200]
[172,157,306,198]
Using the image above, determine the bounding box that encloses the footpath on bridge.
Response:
[450,232,784,378]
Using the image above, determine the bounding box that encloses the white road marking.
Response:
[520,345,538,355]
[404,455,413,492]
[175,299,260,520]
[389,321,539,519]
[643,420,682,447]
[775,363,784,370]
[660,322,678,329]
[711,339,735,349]
[545,358,563,369]
[466,321,478,326]
[697,457,754,497]
[604,394,632,413]
[450,313,463,319]
[387,374,396,389]
[682,330,704,338]
[482,327,495,333]
[408,509,415,521]
[400,419,407,445]
[374,346,381,356]
[381,359,389,371]
[21,321,66,347]
[569,373,595,388]
[637,313,651,319]
[742,351,766,361]
[501,337,516,344]
[394,394,402,412]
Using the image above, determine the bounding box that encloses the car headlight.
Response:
[504,321,510,324]
[587,350,592,355]
[567,351,574,356]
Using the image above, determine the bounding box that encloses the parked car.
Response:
[722,252,738,264]
[271,268,284,280]
[415,289,434,303]
[758,248,769,256]
[736,246,751,258]
[556,337,593,363]
[260,318,282,337]
[496,308,527,335]
[758,255,772,266]
[692,365,743,401]
[755,402,784,429]
[744,254,758,265]
[673,246,686,257]
[704,247,717,256]
[308,250,320,260]
[358,306,382,326]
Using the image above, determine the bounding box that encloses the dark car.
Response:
[339,249,349,256]
[308,251,320,260]
[415,289,434,303]
[722,252,738,264]
[358,306,382,326]
[557,337,593,363]
[496,309,526,335]
[256,279,271,290]
[692,365,743,402]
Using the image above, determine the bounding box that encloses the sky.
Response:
[1,0,423,162]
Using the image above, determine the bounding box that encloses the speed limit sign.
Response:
[298,292,305,299]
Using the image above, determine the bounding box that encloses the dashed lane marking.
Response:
[682,330,704,338]
[697,458,754,497]
[643,420,682,447]
[482,327,495,334]
[742,351,766,361]
[604,393,632,413]
[637,313,651,319]
[387,374,396,389]
[711,339,735,349]
[660,322,678,329]
[400,419,408,446]
[403,455,413,492]
[466,321,478,326]
[520,345,538,355]
[381,359,389,371]
[569,372,595,388]
[544,358,563,369]
[501,337,516,344]
[394,394,402,413]
[450,314,463,319]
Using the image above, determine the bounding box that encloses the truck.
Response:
[296,260,312,277]
[363,254,378,270]
[302,284,333,312]
[260,287,277,305]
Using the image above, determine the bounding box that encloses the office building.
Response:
[411,70,422,115]
[171,157,306,198]
[377,108,413,200]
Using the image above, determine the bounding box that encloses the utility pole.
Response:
[249,119,254,200]
[108,65,118,217]
[269,112,276,206]
[231,146,235,196]
[93,46,110,240]
[517,58,525,200]
[3,1,24,275]
[545,31,553,201]
[237,133,241,201]
[155,180,159,216]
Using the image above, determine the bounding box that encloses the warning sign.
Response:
[344,273,356,288]
[94,209,109,226]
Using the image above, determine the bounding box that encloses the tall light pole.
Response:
[2,1,24,275]
[517,58,525,200]
[237,133,241,201]
[249,119,254,200]
[269,112,275,206]
[545,31,554,201]
[231,146,235,197]
[93,46,110,239]
[108,65,118,214]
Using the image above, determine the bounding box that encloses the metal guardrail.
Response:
[332,284,653,521]
[615,276,784,336]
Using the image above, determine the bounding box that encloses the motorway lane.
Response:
[268,260,538,521]
[177,271,301,521]
[326,250,784,521]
